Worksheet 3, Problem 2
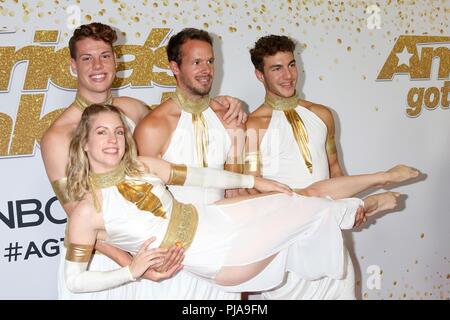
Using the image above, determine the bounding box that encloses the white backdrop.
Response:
[0,0,448,299]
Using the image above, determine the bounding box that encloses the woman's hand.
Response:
[253,177,293,195]
[129,237,175,280]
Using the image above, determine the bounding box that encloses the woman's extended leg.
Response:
[296,165,419,199]
[215,192,399,286]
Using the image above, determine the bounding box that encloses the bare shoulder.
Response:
[40,124,73,177]
[114,96,150,124]
[133,99,179,156]
[135,99,178,134]
[299,99,335,128]
[247,105,272,130]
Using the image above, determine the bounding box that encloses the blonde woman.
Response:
[64,104,419,293]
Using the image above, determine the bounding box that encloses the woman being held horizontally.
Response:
[64,104,419,293]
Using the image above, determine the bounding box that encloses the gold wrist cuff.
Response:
[167,164,187,185]
[66,243,94,263]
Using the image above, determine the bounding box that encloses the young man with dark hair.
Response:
[245,35,363,299]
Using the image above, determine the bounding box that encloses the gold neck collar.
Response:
[89,164,125,189]
[74,92,113,112]
[171,87,210,115]
[265,94,298,111]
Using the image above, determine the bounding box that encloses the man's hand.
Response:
[212,96,248,125]
[141,245,184,282]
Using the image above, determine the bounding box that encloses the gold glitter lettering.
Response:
[406,81,450,117]
[49,47,77,89]
[9,94,64,155]
[0,113,13,156]
[377,35,450,80]
[113,28,175,88]
[33,30,59,43]
[0,47,17,91]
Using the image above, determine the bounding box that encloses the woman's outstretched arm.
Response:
[297,165,419,199]
[138,156,292,194]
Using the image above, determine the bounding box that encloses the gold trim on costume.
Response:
[170,87,210,115]
[264,94,313,174]
[89,164,126,212]
[171,87,210,167]
[167,164,187,186]
[326,135,337,155]
[244,151,261,174]
[65,243,94,263]
[159,200,198,251]
[51,177,71,204]
[284,109,313,173]
[117,180,167,218]
[264,94,298,111]
[73,92,113,112]
[224,163,244,174]
[192,113,209,167]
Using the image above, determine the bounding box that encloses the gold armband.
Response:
[244,151,260,174]
[65,243,94,263]
[326,135,337,155]
[167,164,187,185]
[51,178,71,205]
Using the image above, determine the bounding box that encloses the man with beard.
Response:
[134,28,247,299]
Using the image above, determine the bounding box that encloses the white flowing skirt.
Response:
[182,193,361,292]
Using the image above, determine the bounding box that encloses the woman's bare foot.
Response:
[383,165,419,186]
[363,191,401,217]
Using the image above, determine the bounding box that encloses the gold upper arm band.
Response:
[51,177,71,205]
[244,151,260,174]
[167,164,187,185]
[326,135,337,155]
[65,243,94,263]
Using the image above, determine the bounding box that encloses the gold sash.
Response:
[88,165,198,251]
[265,94,313,174]
[117,180,167,218]
[170,88,210,167]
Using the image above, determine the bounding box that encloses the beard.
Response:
[183,77,212,97]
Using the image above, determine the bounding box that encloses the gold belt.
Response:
[159,200,198,250]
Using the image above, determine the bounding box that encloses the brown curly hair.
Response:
[249,35,296,72]
[69,22,117,59]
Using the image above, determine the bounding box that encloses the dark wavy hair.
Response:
[167,28,213,65]
[249,35,296,72]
